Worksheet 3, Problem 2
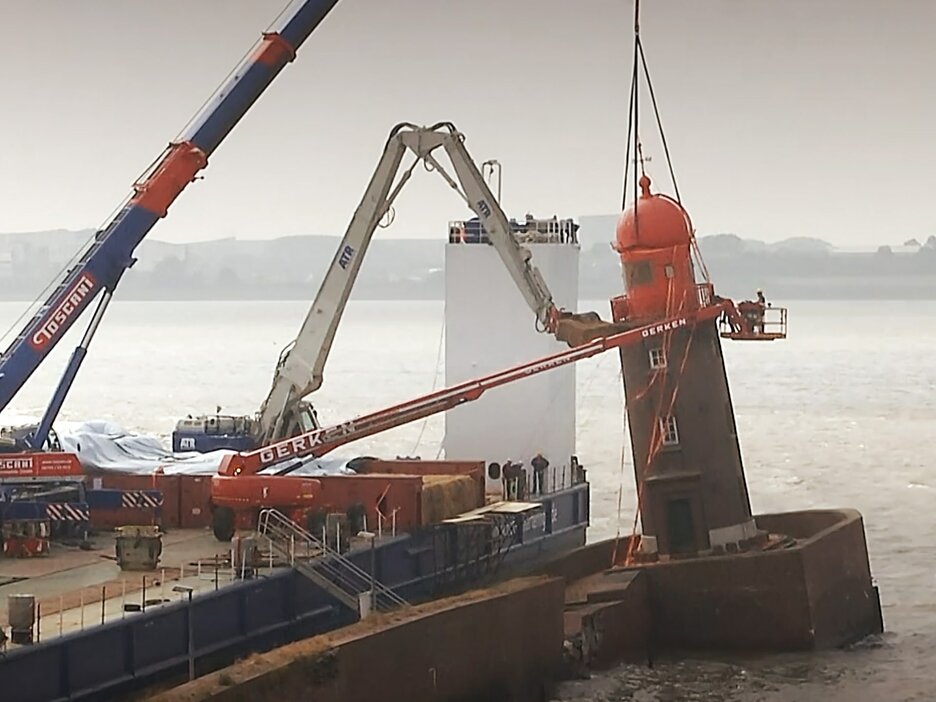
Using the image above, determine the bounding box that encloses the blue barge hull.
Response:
[0,482,589,702]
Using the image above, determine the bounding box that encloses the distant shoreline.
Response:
[0,227,932,306]
[0,291,932,303]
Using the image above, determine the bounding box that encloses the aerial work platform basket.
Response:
[719,300,787,341]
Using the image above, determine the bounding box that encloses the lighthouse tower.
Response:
[612,175,760,558]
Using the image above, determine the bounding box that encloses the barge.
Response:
[0,466,591,702]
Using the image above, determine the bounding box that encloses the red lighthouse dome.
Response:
[615,175,692,252]
[611,174,699,322]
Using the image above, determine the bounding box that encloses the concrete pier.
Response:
[140,576,566,702]
[548,507,884,668]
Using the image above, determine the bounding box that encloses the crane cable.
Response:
[410,311,445,456]
[613,0,712,565]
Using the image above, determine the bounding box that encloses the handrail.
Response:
[257,508,408,609]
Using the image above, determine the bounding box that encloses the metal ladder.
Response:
[256,508,408,614]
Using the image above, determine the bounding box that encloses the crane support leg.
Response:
[30,286,118,449]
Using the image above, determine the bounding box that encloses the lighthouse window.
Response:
[625,260,653,287]
[649,347,667,369]
[660,415,680,446]
[664,264,675,279]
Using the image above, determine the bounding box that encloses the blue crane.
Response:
[0,0,342,453]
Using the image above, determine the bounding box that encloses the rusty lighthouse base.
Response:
[550,508,883,667]
[552,175,883,667]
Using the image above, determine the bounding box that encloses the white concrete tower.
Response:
[442,215,580,495]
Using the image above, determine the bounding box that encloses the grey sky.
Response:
[0,0,932,246]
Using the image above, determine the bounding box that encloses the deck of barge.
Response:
[0,528,231,648]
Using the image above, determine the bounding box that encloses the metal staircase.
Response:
[257,508,408,615]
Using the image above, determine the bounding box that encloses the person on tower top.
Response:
[531,453,549,495]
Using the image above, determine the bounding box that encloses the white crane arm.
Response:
[256,127,410,443]
[256,122,615,445]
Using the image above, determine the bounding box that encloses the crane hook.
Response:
[378,205,396,229]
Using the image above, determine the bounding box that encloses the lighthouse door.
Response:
[665,498,697,554]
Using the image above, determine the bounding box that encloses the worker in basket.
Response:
[753,288,768,334]
[738,288,768,336]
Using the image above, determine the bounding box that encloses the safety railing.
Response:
[696,282,715,307]
[720,303,788,341]
[448,218,579,245]
[257,508,408,614]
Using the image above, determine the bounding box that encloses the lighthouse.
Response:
[611,174,761,558]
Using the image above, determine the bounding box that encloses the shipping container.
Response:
[85,489,123,510]
[89,506,161,530]
[89,473,181,529]
[313,473,482,534]
[350,459,485,503]
[314,474,424,534]
[178,475,213,529]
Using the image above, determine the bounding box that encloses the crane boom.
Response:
[256,126,409,443]
[253,122,615,446]
[0,0,341,449]
[218,301,729,478]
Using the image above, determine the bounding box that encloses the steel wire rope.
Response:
[0,189,141,350]
[1,8,277,353]
[635,29,711,285]
[617,274,675,562]
[612,0,716,565]
[1,0,298,353]
[622,280,698,565]
[509,346,617,494]
[410,305,446,456]
[612,0,643,562]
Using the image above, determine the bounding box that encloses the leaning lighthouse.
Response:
[571,0,884,654]
[611,174,760,559]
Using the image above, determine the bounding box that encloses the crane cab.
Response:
[172,402,319,454]
[172,414,258,453]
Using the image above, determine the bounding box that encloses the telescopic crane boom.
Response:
[216,301,731,480]
[0,0,341,453]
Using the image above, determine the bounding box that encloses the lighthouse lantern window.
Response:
[625,260,653,288]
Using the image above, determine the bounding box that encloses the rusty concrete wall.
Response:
[637,509,882,652]
[567,572,651,667]
[640,538,812,651]
[142,576,566,702]
[539,537,623,582]
[759,509,884,648]
[596,573,651,666]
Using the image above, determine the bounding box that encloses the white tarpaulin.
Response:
[24,418,357,477]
